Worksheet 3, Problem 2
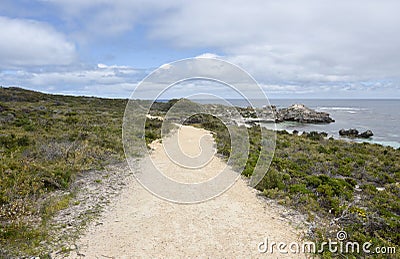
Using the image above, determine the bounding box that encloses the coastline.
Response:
[192,98,400,149]
[260,121,400,149]
[0,88,398,257]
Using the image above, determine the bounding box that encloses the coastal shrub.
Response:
[185,113,399,256]
[1,89,399,257]
[262,188,285,199]
[259,168,285,190]
[316,144,329,154]
[14,117,31,127]
[305,175,322,188]
[145,118,163,144]
[289,184,311,194]
[0,87,131,256]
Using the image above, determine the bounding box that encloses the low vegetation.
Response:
[0,88,398,258]
[189,118,399,258]
[0,87,162,257]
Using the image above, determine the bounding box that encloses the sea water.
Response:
[193,99,400,149]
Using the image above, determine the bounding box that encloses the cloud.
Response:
[195,53,220,59]
[159,63,172,70]
[37,1,400,88]
[46,1,399,87]
[0,64,146,98]
[147,0,400,85]
[1,1,399,98]
[46,0,182,41]
[0,16,76,68]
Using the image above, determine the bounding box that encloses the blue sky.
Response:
[0,0,399,98]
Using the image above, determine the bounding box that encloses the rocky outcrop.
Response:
[339,128,359,137]
[359,130,374,138]
[276,104,335,123]
[339,129,374,139]
[204,103,335,125]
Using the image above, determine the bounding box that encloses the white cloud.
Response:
[46,0,182,40]
[97,63,108,69]
[159,63,172,70]
[1,1,399,98]
[195,53,220,59]
[146,0,400,85]
[0,64,146,98]
[40,1,400,88]
[0,16,76,68]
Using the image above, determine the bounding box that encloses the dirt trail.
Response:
[67,126,305,258]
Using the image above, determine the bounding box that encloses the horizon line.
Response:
[2,86,399,101]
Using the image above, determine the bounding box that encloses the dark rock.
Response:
[339,128,373,139]
[359,130,373,138]
[276,104,335,124]
[243,106,257,118]
[339,128,359,137]
[277,130,290,135]
[292,130,299,135]
[245,120,257,126]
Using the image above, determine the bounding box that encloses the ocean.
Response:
[192,99,400,149]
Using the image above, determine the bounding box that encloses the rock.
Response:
[292,130,299,135]
[319,131,328,137]
[339,128,359,137]
[339,129,373,139]
[276,104,335,123]
[359,130,373,138]
[206,103,334,126]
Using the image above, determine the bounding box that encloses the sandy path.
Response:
[67,126,305,258]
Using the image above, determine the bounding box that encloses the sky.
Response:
[0,0,399,99]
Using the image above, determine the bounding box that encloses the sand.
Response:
[66,125,305,258]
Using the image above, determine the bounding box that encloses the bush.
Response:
[192,115,399,256]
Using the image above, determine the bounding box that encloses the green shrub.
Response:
[1,88,399,257]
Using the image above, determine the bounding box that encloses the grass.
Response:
[0,87,398,258]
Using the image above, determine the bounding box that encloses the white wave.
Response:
[318,106,367,111]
